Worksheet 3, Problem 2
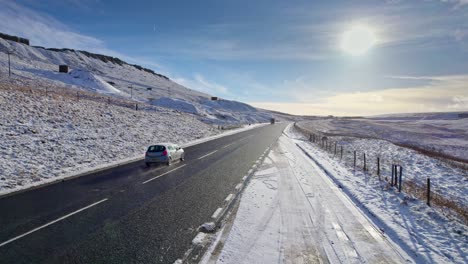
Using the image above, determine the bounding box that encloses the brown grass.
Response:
[404,179,468,225]
[0,82,159,113]
[295,122,468,165]
[293,122,468,225]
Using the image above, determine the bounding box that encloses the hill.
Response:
[0,35,278,124]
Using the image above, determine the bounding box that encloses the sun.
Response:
[341,25,377,56]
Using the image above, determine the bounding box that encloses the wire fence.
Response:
[0,79,165,112]
[293,122,467,224]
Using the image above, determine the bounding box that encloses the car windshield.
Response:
[147,145,165,152]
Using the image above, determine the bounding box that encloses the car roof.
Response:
[151,143,176,147]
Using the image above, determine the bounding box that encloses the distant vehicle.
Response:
[270,118,275,124]
[145,143,185,167]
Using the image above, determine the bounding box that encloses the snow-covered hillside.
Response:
[0,84,220,195]
[284,126,467,263]
[0,37,274,124]
[298,113,468,162]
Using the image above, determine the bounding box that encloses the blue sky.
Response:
[1,0,468,115]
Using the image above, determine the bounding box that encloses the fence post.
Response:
[340,146,343,160]
[309,134,312,142]
[398,166,403,192]
[363,153,367,171]
[391,164,394,186]
[395,165,399,187]
[353,151,356,167]
[427,178,431,206]
[135,103,138,111]
[76,91,79,101]
[377,157,380,176]
[334,142,337,155]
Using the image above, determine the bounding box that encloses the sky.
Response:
[0,0,467,116]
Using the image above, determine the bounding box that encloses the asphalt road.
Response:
[0,123,288,264]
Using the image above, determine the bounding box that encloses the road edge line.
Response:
[0,198,108,247]
[0,124,270,199]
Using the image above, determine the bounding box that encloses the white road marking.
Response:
[0,198,108,248]
[211,208,223,219]
[142,164,187,184]
[222,142,235,149]
[224,194,234,204]
[221,133,254,150]
[197,150,218,160]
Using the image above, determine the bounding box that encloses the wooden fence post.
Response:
[377,157,380,176]
[76,91,79,101]
[334,142,337,155]
[135,103,138,111]
[427,178,431,206]
[353,151,356,167]
[398,166,403,192]
[395,165,398,187]
[391,164,394,186]
[340,146,343,160]
[363,153,367,171]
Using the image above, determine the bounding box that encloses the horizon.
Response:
[1,0,467,116]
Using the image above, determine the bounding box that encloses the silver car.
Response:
[145,143,185,167]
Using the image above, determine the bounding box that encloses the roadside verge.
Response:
[0,123,268,198]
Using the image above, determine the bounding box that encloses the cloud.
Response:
[0,0,166,72]
[159,36,329,61]
[159,1,467,62]
[440,0,468,8]
[0,1,104,51]
[250,74,468,116]
[454,28,468,41]
[388,74,468,83]
[173,74,229,96]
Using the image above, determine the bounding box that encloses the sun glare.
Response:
[341,25,377,56]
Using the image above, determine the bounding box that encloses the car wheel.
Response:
[145,162,150,167]
[180,154,185,161]
[167,158,171,166]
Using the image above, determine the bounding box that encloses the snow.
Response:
[0,38,275,124]
[296,121,467,211]
[284,125,467,263]
[152,97,198,114]
[0,85,263,196]
[202,125,467,263]
[297,114,468,160]
[193,232,209,246]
